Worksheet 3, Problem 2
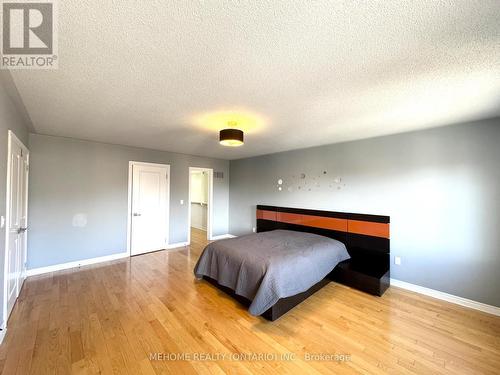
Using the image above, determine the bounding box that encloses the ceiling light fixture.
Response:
[219,122,244,147]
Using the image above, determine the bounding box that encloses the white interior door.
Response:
[5,132,29,320]
[130,163,169,256]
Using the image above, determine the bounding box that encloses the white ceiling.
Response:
[10,0,500,160]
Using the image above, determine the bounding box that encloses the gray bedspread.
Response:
[193,230,350,316]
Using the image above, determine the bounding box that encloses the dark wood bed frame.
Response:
[203,205,390,321]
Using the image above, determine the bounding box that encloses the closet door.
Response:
[130,163,170,255]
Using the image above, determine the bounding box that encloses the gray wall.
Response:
[28,134,229,269]
[229,118,500,307]
[0,72,30,326]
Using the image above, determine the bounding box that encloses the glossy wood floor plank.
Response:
[1,228,499,374]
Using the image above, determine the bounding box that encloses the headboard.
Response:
[256,205,390,269]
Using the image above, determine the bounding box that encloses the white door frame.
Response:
[187,167,213,244]
[3,130,29,328]
[126,161,170,256]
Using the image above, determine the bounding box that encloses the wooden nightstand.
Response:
[330,258,390,296]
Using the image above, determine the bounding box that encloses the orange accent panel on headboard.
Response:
[256,209,277,221]
[276,212,303,225]
[301,215,348,232]
[257,209,390,239]
[347,220,390,239]
[261,211,348,232]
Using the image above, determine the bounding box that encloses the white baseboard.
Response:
[390,278,500,317]
[210,234,236,240]
[27,242,192,277]
[27,252,129,277]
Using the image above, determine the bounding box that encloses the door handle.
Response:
[17,227,27,234]
[133,213,142,217]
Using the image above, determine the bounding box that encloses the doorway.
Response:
[128,162,170,256]
[3,130,29,324]
[188,167,213,244]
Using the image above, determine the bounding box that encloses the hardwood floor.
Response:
[1,227,499,374]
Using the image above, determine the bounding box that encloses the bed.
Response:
[194,229,350,317]
[194,205,391,320]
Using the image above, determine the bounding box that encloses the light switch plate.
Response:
[180,200,184,205]
[394,256,401,265]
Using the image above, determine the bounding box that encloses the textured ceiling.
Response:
[10,0,500,160]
